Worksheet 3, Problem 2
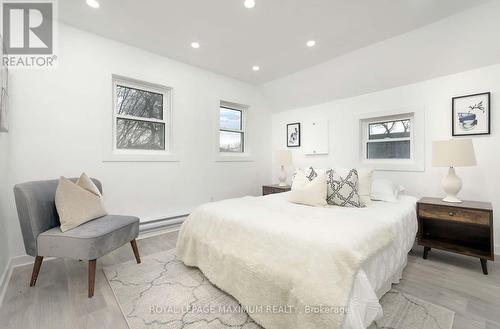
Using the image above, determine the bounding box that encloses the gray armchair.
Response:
[13,178,141,298]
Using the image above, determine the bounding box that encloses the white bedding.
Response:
[176,192,417,329]
[344,194,418,328]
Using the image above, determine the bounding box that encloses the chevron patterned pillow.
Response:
[326,169,365,207]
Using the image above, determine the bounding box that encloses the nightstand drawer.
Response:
[419,204,490,226]
[262,185,291,196]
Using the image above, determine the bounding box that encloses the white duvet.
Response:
[176,193,417,329]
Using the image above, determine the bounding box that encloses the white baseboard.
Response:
[0,254,34,307]
[138,214,186,240]
[138,223,181,240]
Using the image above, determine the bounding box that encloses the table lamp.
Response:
[432,139,476,203]
[277,150,292,186]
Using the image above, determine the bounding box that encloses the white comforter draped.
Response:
[176,194,396,329]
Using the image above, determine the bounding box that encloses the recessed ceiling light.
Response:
[252,66,260,71]
[306,40,316,47]
[86,0,100,8]
[191,42,200,49]
[244,0,256,9]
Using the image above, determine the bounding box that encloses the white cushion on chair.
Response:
[55,173,107,232]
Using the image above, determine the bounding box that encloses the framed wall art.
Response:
[287,123,301,147]
[452,92,490,136]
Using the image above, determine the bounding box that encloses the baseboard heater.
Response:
[139,214,188,233]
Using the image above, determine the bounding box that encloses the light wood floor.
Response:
[0,231,498,329]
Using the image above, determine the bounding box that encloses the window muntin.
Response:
[113,77,170,152]
[219,105,245,153]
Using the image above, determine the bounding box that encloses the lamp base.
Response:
[441,167,463,203]
[278,165,287,186]
[442,195,462,203]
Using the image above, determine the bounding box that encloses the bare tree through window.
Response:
[113,78,170,151]
[367,118,411,159]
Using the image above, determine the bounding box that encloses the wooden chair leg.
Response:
[30,256,44,287]
[88,259,96,298]
[130,239,141,264]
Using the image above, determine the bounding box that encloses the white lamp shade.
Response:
[432,139,476,167]
[276,150,292,166]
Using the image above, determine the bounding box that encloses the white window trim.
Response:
[104,74,178,162]
[215,100,253,162]
[356,106,425,172]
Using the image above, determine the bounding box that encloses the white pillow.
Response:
[356,168,373,205]
[55,173,107,232]
[289,171,327,207]
[370,178,400,202]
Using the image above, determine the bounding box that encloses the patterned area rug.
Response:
[103,249,454,329]
[368,290,454,329]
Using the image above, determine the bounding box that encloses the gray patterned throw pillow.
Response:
[326,169,365,207]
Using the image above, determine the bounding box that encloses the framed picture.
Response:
[287,123,300,147]
[452,92,490,136]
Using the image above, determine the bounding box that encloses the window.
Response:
[219,102,246,153]
[359,110,424,172]
[112,75,171,153]
[367,118,411,159]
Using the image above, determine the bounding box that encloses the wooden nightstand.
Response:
[417,197,494,275]
[262,184,291,196]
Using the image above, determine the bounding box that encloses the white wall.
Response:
[0,132,11,292]
[262,1,500,112]
[2,1,500,273]
[2,24,272,259]
[272,64,500,254]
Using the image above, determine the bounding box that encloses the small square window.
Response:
[366,119,411,159]
[362,115,413,160]
[359,110,424,172]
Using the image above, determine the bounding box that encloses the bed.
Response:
[176,192,417,329]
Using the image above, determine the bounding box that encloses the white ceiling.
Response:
[58,0,490,85]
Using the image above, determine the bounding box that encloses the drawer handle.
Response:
[448,212,455,216]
